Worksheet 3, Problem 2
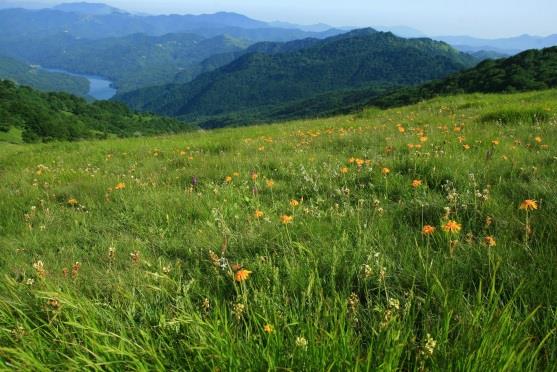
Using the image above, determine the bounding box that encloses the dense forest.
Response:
[0,55,89,96]
[186,46,557,128]
[0,80,195,142]
[116,29,477,122]
[369,46,557,108]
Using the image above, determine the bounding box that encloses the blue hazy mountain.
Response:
[0,7,343,40]
[435,34,557,54]
[52,2,127,15]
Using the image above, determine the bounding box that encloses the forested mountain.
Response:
[0,55,89,96]
[368,46,557,108]
[0,80,194,142]
[228,46,557,124]
[115,29,478,123]
[0,33,251,92]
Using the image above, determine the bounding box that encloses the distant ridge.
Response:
[115,29,477,126]
[52,2,126,15]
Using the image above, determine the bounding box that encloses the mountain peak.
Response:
[52,2,126,15]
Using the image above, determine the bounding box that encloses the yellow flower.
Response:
[534,136,542,144]
[412,179,422,189]
[254,210,264,218]
[422,225,436,235]
[519,199,538,211]
[491,140,500,146]
[442,220,462,234]
[67,198,79,206]
[115,182,126,190]
[263,324,274,334]
[266,179,275,188]
[225,176,233,183]
[280,215,294,224]
[484,236,496,247]
[355,158,365,167]
[290,199,300,207]
[381,167,391,176]
[463,144,471,150]
[235,269,252,282]
[419,136,428,143]
[340,166,349,174]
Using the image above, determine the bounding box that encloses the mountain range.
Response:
[115,29,477,125]
[436,34,557,55]
[0,32,252,92]
[0,7,343,41]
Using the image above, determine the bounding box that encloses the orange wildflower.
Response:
[225,176,233,183]
[263,324,274,334]
[254,210,264,218]
[340,166,349,174]
[290,199,300,207]
[484,236,497,247]
[422,225,436,235]
[280,215,294,224]
[442,220,462,234]
[115,182,126,190]
[266,179,275,188]
[519,199,538,211]
[235,269,252,282]
[67,198,79,206]
[381,167,391,176]
[412,179,422,189]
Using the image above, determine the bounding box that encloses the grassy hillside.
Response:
[0,55,89,96]
[1,89,556,369]
[116,29,477,121]
[0,80,195,142]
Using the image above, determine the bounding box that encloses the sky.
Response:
[5,0,557,38]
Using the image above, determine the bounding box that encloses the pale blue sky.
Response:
[22,0,557,37]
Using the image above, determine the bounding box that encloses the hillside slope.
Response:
[116,29,477,122]
[0,80,194,142]
[370,46,557,108]
[1,89,556,369]
[224,45,557,125]
[0,55,89,96]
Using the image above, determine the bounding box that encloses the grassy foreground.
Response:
[1,90,557,370]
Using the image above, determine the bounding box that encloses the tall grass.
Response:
[1,90,557,370]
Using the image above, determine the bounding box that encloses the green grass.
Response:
[0,127,23,144]
[1,90,557,370]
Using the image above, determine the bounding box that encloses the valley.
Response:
[40,67,116,100]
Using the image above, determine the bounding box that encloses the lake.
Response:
[41,67,117,100]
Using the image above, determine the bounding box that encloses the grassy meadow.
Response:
[1,90,557,370]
